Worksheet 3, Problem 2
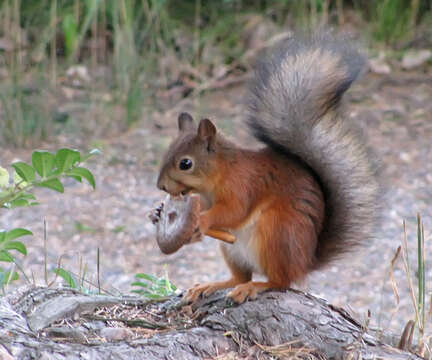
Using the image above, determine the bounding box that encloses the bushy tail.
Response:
[247,33,379,267]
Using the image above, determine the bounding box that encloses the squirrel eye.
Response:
[179,158,193,171]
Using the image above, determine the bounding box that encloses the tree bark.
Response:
[0,286,421,360]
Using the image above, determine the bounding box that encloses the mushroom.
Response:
[150,194,235,254]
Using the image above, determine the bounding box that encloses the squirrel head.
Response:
[157,112,219,196]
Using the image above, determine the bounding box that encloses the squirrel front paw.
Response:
[148,202,164,224]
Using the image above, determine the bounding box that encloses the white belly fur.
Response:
[221,211,263,274]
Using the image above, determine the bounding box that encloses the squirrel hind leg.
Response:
[257,205,318,286]
[183,249,252,304]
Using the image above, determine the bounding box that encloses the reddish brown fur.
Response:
[200,145,324,288]
[158,117,326,303]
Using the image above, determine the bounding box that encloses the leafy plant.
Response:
[131,272,178,299]
[400,214,429,356]
[53,267,78,289]
[0,228,32,291]
[0,147,100,291]
[0,148,99,209]
[62,13,79,60]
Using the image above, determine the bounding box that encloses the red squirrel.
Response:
[156,33,379,303]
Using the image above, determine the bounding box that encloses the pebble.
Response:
[369,58,391,74]
[402,49,432,69]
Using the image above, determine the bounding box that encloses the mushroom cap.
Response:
[155,194,200,254]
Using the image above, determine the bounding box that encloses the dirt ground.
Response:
[1,67,431,336]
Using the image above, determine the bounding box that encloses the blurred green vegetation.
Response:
[0,0,431,146]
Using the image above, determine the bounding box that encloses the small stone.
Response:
[402,49,432,69]
[66,65,91,83]
[100,327,134,341]
[369,58,391,74]
[400,152,411,162]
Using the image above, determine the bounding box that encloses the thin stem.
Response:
[50,0,57,86]
[401,220,420,324]
[97,247,101,294]
[44,219,48,285]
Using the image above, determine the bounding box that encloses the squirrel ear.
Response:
[178,112,195,132]
[198,118,217,152]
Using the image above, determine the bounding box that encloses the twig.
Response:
[83,314,170,330]
[48,254,65,287]
[389,246,402,320]
[401,221,420,325]
[398,320,415,351]
[97,247,101,294]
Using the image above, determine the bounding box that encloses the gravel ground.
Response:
[1,69,431,336]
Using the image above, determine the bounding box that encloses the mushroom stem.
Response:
[206,229,236,244]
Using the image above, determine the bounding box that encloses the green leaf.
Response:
[0,167,9,188]
[62,13,78,58]
[0,250,14,262]
[7,271,19,282]
[5,228,33,241]
[9,198,29,208]
[0,269,19,284]
[112,225,126,233]
[19,193,36,200]
[156,278,169,286]
[0,231,6,243]
[75,222,96,233]
[131,281,149,288]
[32,151,55,178]
[4,241,27,255]
[13,171,29,188]
[144,293,165,299]
[12,162,35,182]
[67,175,82,183]
[55,149,80,173]
[36,178,64,193]
[135,273,157,282]
[67,167,96,189]
[53,268,77,288]
[131,289,145,295]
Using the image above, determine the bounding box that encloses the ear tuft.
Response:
[198,119,217,151]
[178,112,195,132]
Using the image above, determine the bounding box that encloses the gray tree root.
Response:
[0,286,421,360]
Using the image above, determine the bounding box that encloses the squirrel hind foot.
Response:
[182,278,245,304]
[227,281,284,303]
